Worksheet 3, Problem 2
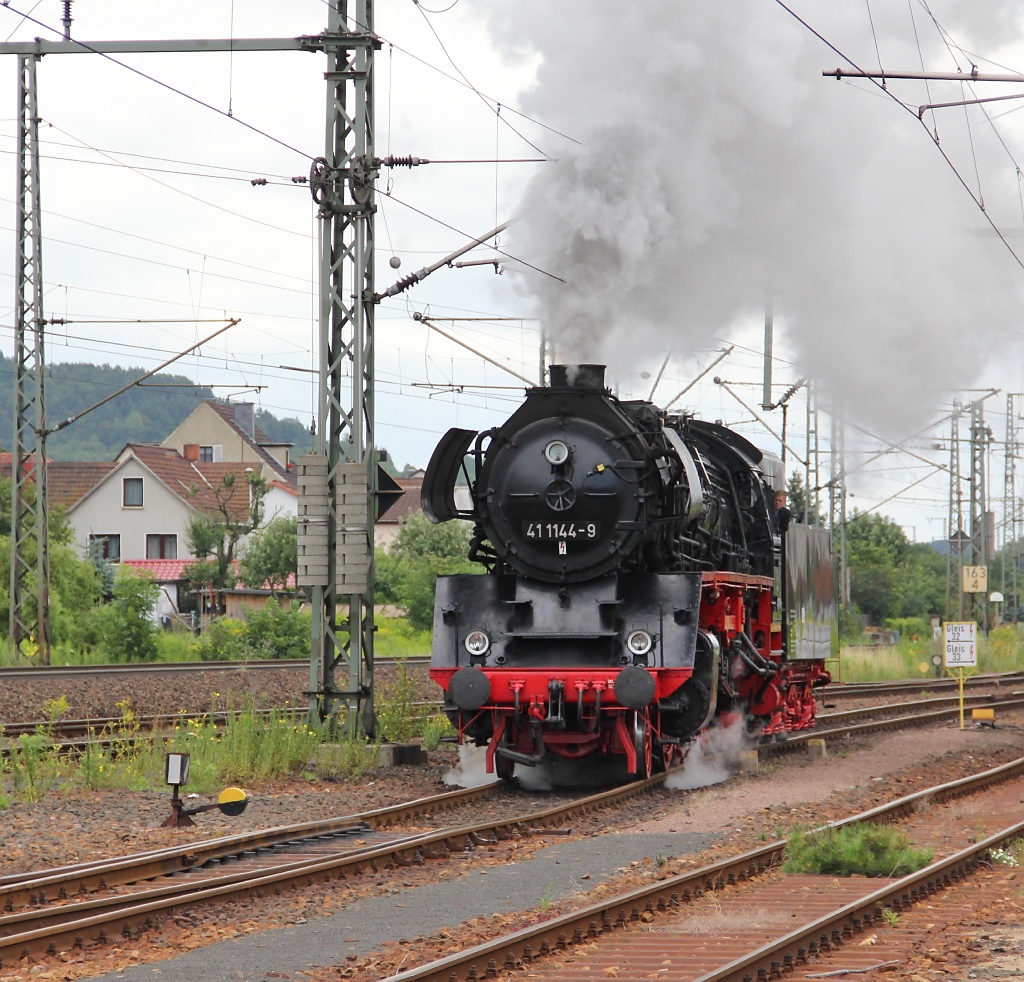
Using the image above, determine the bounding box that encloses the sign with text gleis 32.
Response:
[944,621,977,668]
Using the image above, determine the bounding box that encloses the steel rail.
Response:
[695,820,1024,982]
[814,690,1021,728]
[0,656,429,679]
[0,771,671,964]
[765,696,1024,755]
[2,692,1018,965]
[827,670,1024,699]
[378,753,1024,982]
[0,782,499,903]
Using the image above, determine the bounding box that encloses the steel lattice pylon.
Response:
[304,0,378,735]
[10,54,50,663]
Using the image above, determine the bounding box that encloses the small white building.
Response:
[63,443,296,564]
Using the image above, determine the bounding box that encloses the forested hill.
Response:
[0,355,315,461]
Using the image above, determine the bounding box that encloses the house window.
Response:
[88,534,121,561]
[123,477,143,507]
[199,446,215,462]
[146,534,177,559]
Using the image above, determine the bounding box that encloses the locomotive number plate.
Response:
[523,521,600,540]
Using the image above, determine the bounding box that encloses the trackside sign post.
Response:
[944,621,978,730]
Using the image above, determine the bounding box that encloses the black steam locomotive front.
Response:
[423,363,829,775]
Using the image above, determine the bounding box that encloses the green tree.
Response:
[240,515,297,593]
[378,514,478,630]
[185,471,268,600]
[843,512,944,624]
[99,567,159,662]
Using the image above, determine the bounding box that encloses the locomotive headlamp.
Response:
[544,440,570,465]
[464,630,491,656]
[626,630,653,656]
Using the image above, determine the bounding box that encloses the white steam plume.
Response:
[666,715,752,791]
[486,1,1024,432]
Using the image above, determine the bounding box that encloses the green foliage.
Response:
[240,515,297,592]
[844,513,944,623]
[99,568,160,662]
[421,712,454,752]
[154,631,198,662]
[0,358,319,462]
[168,708,322,786]
[186,472,269,593]
[786,473,821,525]
[194,601,310,660]
[377,514,479,630]
[377,664,417,743]
[374,616,431,657]
[311,738,380,782]
[8,733,57,801]
[255,408,314,457]
[884,617,931,641]
[784,823,933,877]
[244,599,310,659]
[194,618,251,661]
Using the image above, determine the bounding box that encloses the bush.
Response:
[99,568,160,662]
[245,598,310,659]
[194,618,251,661]
[784,823,933,877]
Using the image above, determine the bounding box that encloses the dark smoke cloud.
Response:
[485,1,1024,432]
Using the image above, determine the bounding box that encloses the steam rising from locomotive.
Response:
[424,365,834,779]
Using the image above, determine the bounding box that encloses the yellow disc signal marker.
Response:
[217,787,249,817]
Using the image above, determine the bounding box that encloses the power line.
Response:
[411,0,549,158]
[44,122,311,239]
[0,4,314,160]
[776,0,1024,279]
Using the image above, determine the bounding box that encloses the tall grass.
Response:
[840,623,1024,683]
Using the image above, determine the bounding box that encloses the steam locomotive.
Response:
[422,364,834,779]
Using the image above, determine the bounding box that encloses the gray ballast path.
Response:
[82,831,716,982]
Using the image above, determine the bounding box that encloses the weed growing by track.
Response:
[1,682,448,801]
[783,823,933,877]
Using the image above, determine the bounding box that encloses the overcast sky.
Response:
[1,1,1024,546]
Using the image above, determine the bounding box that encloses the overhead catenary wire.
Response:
[778,0,1024,279]
[0,4,314,160]
[47,318,241,433]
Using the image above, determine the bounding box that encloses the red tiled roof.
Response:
[0,456,115,509]
[122,559,297,590]
[49,462,118,508]
[122,444,253,522]
[122,559,192,581]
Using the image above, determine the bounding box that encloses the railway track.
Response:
[0,656,429,681]
[0,765,673,967]
[378,753,1024,982]
[2,695,1019,972]
[814,689,1024,730]
[826,670,1024,699]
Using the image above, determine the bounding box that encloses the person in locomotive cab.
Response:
[773,489,791,534]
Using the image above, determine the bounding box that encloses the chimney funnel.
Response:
[548,364,606,391]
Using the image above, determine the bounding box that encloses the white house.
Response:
[64,443,296,564]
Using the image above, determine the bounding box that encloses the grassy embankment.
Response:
[838,623,1024,683]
